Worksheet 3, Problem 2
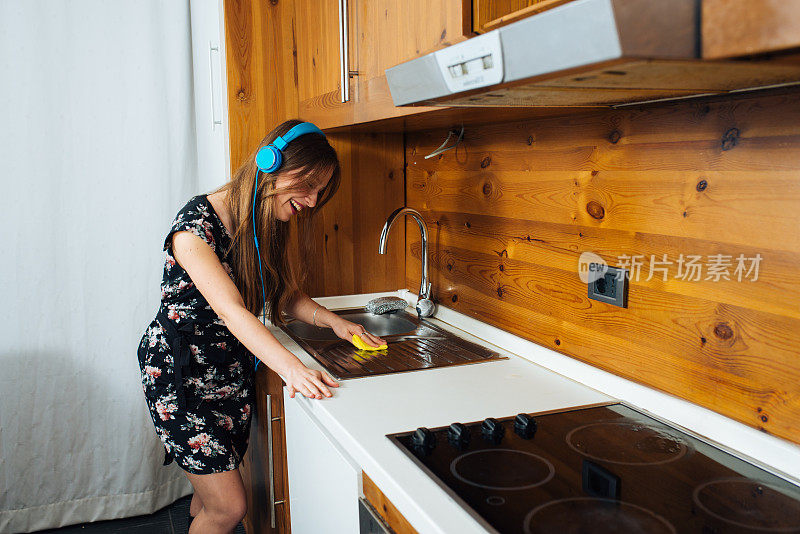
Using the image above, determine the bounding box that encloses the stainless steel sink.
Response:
[284,311,417,341]
[280,309,506,379]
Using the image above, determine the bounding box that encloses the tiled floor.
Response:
[33,495,246,534]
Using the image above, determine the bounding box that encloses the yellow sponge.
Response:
[351,334,388,351]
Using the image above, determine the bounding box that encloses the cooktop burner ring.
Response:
[566,420,689,466]
[450,449,555,491]
[692,477,800,532]
[523,497,677,534]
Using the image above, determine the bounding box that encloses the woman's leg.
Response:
[185,468,247,534]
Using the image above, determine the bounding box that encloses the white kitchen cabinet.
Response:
[189,0,230,193]
[284,393,361,533]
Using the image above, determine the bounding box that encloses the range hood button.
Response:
[434,30,504,93]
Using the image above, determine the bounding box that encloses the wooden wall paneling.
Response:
[406,234,800,371]
[298,133,405,297]
[319,134,357,296]
[406,225,800,441]
[405,87,800,444]
[408,210,800,320]
[407,168,800,254]
[225,0,299,173]
[349,132,406,293]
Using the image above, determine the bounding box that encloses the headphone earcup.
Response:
[255,145,283,173]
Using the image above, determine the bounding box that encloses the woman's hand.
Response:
[285,363,340,399]
[330,317,386,348]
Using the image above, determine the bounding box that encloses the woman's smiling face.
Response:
[272,169,331,222]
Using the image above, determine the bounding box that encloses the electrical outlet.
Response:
[587,266,628,308]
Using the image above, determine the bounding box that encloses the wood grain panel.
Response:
[320,134,356,296]
[294,0,341,102]
[350,132,406,292]
[703,0,800,59]
[473,0,575,33]
[241,368,291,534]
[225,0,299,172]
[362,472,419,534]
[408,169,800,252]
[405,87,800,444]
[356,0,465,82]
[416,278,795,436]
[411,210,800,320]
[299,132,406,297]
[298,1,468,130]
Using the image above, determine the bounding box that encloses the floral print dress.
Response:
[137,195,255,474]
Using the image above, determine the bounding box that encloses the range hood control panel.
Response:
[434,30,504,93]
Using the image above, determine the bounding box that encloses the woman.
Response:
[137,119,384,533]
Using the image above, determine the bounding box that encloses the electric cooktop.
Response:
[388,403,800,533]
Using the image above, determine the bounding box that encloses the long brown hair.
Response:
[218,119,340,323]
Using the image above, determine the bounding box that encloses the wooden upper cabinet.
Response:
[471,0,575,33]
[295,0,342,102]
[702,0,800,59]
[297,0,469,129]
[355,1,467,81]
[294,0,356,126]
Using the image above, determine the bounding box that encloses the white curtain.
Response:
[0,1,203,531]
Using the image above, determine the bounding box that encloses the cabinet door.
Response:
[356,0,466,82]
[702,0,800,59]
[472,0,574,33]
[284,392,361,533]
[295,0,469,129]
[295,0,352,103]
[241,368,290,533]
[190,0,230,192]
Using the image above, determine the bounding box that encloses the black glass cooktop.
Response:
[388,403,800,534]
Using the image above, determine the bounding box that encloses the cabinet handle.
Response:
[266,393,276,529]
[338,0,350,102]
[208,42,222,129]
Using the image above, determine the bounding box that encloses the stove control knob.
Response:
[514,413,537,439]
[411,427,436,451]
[447,422,470,449]
[481,418,504,443]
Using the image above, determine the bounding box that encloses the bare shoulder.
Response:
[172,230,220,269]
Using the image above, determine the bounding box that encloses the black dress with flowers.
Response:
[137,195,255,474]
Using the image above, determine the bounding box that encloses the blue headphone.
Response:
[255,122,325,173]
[252,122,325,371]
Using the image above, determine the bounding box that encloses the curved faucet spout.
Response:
[379,207,432,310]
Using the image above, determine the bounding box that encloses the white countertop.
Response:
[273,290,800,534]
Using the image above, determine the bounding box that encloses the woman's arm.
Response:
[171,231,337,399]
[287,292,385,347]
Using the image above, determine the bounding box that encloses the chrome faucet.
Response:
[379,207,435,318]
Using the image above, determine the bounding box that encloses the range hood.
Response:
[385,0,800,108]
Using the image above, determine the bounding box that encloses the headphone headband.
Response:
[256,122,325,173]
